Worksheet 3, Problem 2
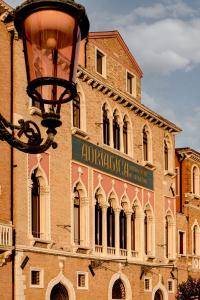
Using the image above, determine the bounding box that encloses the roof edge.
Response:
[88,30,143,78]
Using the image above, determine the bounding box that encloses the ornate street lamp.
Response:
[0,0,89,153]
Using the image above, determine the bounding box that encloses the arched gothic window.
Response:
[144,211,148,255]
[193,225,198,255]
[165,216,169,258]
[120,209,127,250]
[112,279,126,299]
[144,207,154,257]
[31,169,40,238]
[123,117,128,154]
[164,140,168,171]
[131,209,136,252]
[73,94,80,128]
[103,104,110,145]
[95,195,102,246]
[107,201,115,248]
[73,187,80,245]
[50,282,69,300]
[113,110,120,150]
[143,126,148,161]
[192,166,199,195]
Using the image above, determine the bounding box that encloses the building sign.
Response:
[72,136,153,190]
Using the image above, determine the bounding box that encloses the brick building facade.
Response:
[1,1,199,299]
[175,148,200,285]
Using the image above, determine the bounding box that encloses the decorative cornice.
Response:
[176,148,200,163]
[77,66,181,134]
[0,0,12,21]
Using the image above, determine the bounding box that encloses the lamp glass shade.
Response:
[24,9,81,103]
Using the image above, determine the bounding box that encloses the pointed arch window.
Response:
[113,110,120,150]
[73,187,80,245]
[112,279,126,299]
[107,201,115,247]
[120,209,127,250]
[73,94,80,128]
[131,209,136,251]
[164,140,169,171]
[192,166,199,195]
[144,212,148,255]
[31,169,40,238]
[123,117,128,154]
[143,127,148,161]
[95,195,102,246]
[193,225,198,255]
[103,104,110,145]
[165,216,169,258]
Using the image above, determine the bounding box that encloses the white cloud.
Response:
[89,1,200,75]
[134,0,196,20]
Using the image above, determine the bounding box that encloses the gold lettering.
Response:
[81,143,88,161]
[104,153,110,169]
[123,162,129,177]
[115,159,121,173]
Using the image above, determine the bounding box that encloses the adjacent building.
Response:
[175,148,200,284]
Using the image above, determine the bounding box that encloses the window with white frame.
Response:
[126,71,135,97]
[77,272,88,289]
[102,103,110,146]
[167,279,174,293]
[30,168,50,240]
[164,135,173,173]
[142,125,152,164]
[192,166,199,196]
[144,277,152,292]
[95,48,106,77]
[30,268,43,288]
[178,231,186,255]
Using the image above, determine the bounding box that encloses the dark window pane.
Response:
[143,127,148,161]
[97,50,103,74]
[31,170,40,238]
[73,94,80,128]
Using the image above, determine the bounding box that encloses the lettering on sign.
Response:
[72,136,154,190]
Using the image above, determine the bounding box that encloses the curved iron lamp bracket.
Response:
[0,114,57,154]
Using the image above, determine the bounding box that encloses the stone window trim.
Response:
[191,165,200,197]
[30,267,44,288]
[95,47,107,78]
[164,134,174,175]
[191,222,200,256]
[126,70,136,98]
[178,230,186,256]
[71,82,87,133]
[167,279,174,293]
[165,212,176,261]
[72,181,89,250]
[142,124,153,166]
[28,165,51,243]
[144,276,152,292]
[77,272,88,290]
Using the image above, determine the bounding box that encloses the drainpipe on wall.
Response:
[9,28,15,300]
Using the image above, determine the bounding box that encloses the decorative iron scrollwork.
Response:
[0,113,57,154]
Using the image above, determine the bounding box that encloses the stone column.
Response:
[114,208,120,256]
[80,197,89,247]
[126,211,132,257]
[119,121,124,153]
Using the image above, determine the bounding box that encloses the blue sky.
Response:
[6,0,200,151]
